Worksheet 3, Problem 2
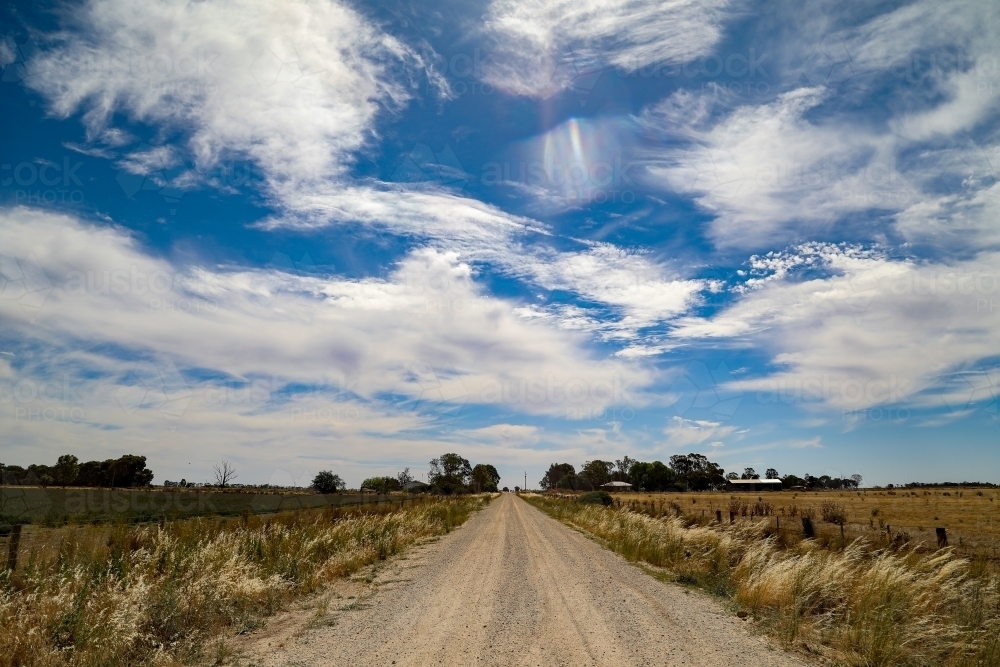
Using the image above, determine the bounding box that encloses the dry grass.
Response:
[526,494,1000,667]
[0,495,491,667]
[609,488,1000,556]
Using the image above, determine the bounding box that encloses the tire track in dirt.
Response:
[241,494,811,667]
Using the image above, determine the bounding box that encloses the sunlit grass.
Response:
[0,496,490,667]
[609,488,1000,555]
[526,494,1000,667]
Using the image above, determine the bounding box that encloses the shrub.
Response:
[578,491,613,506]
[821,501,847,525]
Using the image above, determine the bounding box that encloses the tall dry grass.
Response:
[527,495,1000,667]
[0,496,490,667]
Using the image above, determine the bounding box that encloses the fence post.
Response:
[159,515,166,530]
[716,510,722,523]
[6,524,21,571]
[729,511,735,524]
[776,516,779,532]
[936,527,948,548]
[801,517,814,538]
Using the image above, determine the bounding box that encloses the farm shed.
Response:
[725,479,782,492]
[600,481,633,491]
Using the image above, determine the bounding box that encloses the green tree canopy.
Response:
[471,464,500,492]
[361,476,401,494]
[540,463,575,490]
[312,470,346,494]
[429,453,472,494]
[579,460,613,487]
[669,453,726,491]
[54,455,80,487]
[630,461,678,491]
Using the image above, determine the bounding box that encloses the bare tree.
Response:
[213,460,238,488]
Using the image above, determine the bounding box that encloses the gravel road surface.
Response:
[243,493,810,667]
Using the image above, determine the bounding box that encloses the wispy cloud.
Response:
[481,0,731,97]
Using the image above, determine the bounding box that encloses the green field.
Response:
[0,486,399,525]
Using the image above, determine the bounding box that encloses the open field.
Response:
[0,495,491,667]
[0,486,402,526]
[605,488,1000,557]
[527,493,1000,666]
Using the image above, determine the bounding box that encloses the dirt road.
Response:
[244,493,809,667]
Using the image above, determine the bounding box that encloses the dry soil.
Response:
[239,493,811,667]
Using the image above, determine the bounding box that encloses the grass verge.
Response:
[0,495,491,666]
[524,494,999,667]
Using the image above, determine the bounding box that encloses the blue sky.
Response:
[1,0,997,488]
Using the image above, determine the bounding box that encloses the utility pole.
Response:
[524,471,526,491]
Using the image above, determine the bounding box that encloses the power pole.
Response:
[524,471,526,491]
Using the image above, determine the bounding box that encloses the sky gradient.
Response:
[1,0,998,488]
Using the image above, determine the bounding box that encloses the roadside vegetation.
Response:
[615,488,1000,556]
[525,493,1000,667]
[0,495,491,667]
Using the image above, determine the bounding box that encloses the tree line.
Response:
[541,454,727,492]
[312,452,501,495]
[540,456,865,492]
[0,455,154,489]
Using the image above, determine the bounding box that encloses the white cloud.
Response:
[663,415,738,448]
[519,243,705,328]
[789,437,822,449]
[481,0,731,97]
[673,245,1000,412]
[25,0,467,229]
[642,88,912,248]
[1,207,654,426]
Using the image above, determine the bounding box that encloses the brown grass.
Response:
[526,493,1000,666]
[607,488,1000,556]
[0,495,491,667]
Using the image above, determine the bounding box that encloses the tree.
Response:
[109,455,154,488]
[540,463,575,490]
[741,467,760,480]
[851,473,863,488]
[361,476,401,494]
[727,472,739,480]
[429,453,472,494]
[471,464,500,492]
[630,461,678,491]
[397,467,414,486]
[669,453,726,491]
[555,474,583,490]
[54,455,80,488]
[765,468,780,479]
[213,460,238,488]
[613,456,636,483]
[579,460,613,488]
[781,473,805,488]
[312,470,345,494]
